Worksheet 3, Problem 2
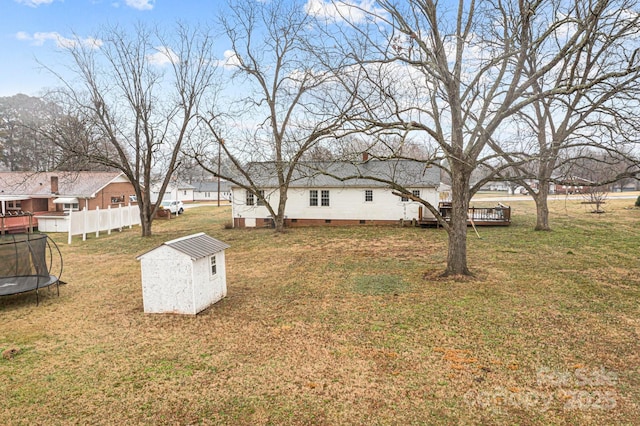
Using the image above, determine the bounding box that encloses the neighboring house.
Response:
[0,171,136,215]
[193,180,232,202]
[230,159,440,228]
[151,181,195,203]
[0,171,136,233]
[549,176,593,195]
[480,181,510,192]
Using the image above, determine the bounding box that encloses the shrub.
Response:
[636,195,640,207]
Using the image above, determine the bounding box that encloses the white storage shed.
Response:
[137,232,230,315]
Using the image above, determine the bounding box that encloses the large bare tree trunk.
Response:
[533,182,551,231]
[271,186,287,232]
[443,168,472,276]
[140,211,153,237]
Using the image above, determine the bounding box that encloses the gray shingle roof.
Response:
[192,180,231,192]
[164,233,230,260]
[231,160,440,189]
[0,171,126,198]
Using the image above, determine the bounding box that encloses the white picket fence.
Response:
[67,204,141,244]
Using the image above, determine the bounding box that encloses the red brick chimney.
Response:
[51,176,59,194]
[363,152,369,162]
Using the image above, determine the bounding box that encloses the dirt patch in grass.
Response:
[1,200,639,424]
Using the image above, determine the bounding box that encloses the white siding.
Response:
[139,245,228,315]
[193,191,231,202]
[140,245,196,314]
[177,189,194,202]
[35,215,68,232]
[152,187,194,203]
[232,186,438,226]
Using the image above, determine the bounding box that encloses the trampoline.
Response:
[0,233,64,305]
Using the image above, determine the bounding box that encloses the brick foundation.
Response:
[233,218,403,228]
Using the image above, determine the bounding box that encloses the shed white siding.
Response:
[138,234,229,315]
[140,245,195,314]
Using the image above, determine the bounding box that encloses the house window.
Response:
[310,190,318,206]
[210,255,217,276]
[7,200,21,211]
[257,189,266,206]
[63,203,79,211]
[111,196,124,204]
[321,190,330,206]
[205,192,211,197]
[246,191,255,206]
[365,190,373,202]
[402,190,421,202]
[183,190,187,195]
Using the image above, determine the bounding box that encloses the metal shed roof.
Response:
[137,232,230,261]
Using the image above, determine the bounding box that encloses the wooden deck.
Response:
[0,212,36,235]
[417,203,511,227]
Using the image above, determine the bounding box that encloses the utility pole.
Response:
[217,139,223,207]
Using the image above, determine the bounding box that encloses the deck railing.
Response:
[437,202,511,225]
[0,212,35,235]
[468,206,511,223]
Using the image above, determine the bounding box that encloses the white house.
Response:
[151,181,195,203]
[193,180,232,202]
[230,159,440,228]
[137,233,230,315]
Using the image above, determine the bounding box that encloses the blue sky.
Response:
[0,0,225,97]
[0,0,384,97]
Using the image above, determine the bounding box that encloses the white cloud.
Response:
[125,0,154,11]
[15,31,102,49]
[147,46,179,66]
[14,0,55,7]
[217,49,241,69]
[15,31,32,42]
[304,0,386,24]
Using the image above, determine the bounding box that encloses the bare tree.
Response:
[316,0,609,276]
[583,185,608,213]
[490,0,640,230]
[43,113,119,171]
[192,0,355,232]
[44,23,220,236]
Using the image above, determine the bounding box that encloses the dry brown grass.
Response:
[1,199,639,425]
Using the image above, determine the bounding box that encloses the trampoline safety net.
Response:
[0,234,48,276]
[0,233,63,304]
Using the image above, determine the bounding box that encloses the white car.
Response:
[160,200,184,215]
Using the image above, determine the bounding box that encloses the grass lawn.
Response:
[1,198,639,425]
